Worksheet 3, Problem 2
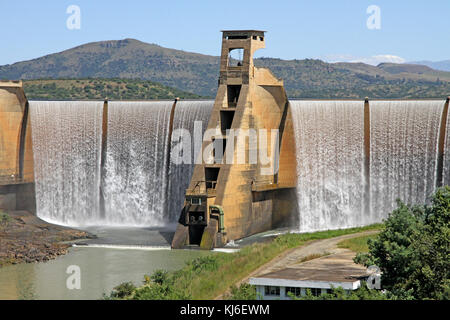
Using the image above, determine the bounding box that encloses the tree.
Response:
[355,186,450,299]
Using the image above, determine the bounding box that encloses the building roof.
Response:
[221,30,266,33]
[249,252,370,290]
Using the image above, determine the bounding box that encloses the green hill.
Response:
[2,38,450,99]
[23,79,203,100]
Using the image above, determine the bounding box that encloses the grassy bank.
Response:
[111,224,383,300]
[337,234,378,253]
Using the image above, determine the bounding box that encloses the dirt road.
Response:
[216,230,379,299]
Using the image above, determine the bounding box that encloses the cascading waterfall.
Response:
[291,99,446,233]
[30,99,213,227]
[29,98,448,232]
[29,101,103,226]
[290,101,365,232]
[369,101,444,217]
[167,100,213,220]
[102,101,172,226]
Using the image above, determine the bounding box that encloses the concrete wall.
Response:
[172,31,298,248]
[0,81,36,213]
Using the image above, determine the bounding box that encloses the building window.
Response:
[285,287,301,297]
[264,286,280,296]
[190,197,201,205]
[309,288,322,297]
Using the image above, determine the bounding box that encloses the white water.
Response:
[101,101,172,226]
[369,101,444,217]
[29,101,103,226]
[291,100,446,233]
[167,100,213,220]
[291,101,365,232]
[30,100,212,227]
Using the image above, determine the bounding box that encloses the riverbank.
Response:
[109,224,383,300]
[0,210,93,267]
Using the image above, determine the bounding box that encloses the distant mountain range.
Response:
[409,60,450,72]
[1,38,450,99]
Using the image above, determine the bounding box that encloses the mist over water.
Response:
[29,101,103,226]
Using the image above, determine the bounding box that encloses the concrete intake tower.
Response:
[171,30,298,249]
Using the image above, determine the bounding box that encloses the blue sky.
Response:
[0,0,449,65]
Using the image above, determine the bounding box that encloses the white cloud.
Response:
[319,54,406,66]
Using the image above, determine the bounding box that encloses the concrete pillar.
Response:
[436,97,449,187]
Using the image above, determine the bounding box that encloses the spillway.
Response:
[29,101,103,226]
[102,101,172,226]
[28,98,449,232]
[369,101,444,219]
[291,101,365,232]
[291,99,447,233]
[30,100,213,227]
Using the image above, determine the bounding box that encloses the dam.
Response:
[0,30,449,249]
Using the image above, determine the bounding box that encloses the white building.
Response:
[249,252,371,300]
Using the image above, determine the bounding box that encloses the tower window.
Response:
[220,110,235,134]
[228,48,244,67]
[205,168,220,190]
[227,85,241,107]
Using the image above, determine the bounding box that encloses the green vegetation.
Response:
[337,234,377,253]
[23,78,203,101]
[227,283,259,300]
[0,210,11,227]
[289,283,389,300]
[354,186,450,300]
[1,38,450,98]
[105,224,382,300]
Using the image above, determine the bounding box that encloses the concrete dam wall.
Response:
[1,31,449,249]
[4,96,448,231]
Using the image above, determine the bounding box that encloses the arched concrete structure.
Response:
[0,81,35,213]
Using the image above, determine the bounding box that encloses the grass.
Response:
[119,224,382,300]
[0,210,11,227]
[337,234,378,253]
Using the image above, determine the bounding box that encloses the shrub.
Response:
[355,186,450,300]
[0,211,11,227]
[109,282,136,299]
